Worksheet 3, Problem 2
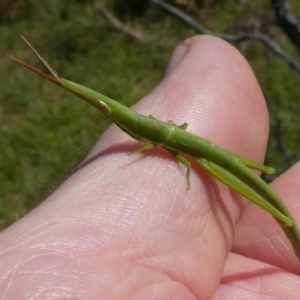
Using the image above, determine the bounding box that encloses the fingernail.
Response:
[164,42,189,75]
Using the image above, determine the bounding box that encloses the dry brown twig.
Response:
[94,2,147,43]
[150,0,300,75]
[271,0,300,51]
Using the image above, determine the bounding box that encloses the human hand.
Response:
[0,35,299,299]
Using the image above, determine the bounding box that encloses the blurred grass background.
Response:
[0,0,299,230]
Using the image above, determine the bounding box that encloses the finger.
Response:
[233,161,300,273]
[211,253,300,299]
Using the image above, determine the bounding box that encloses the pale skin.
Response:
[1,36,300,299]
[8,35,300,246]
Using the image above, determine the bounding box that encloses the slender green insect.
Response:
[8,36,300,260]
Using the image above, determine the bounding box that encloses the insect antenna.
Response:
[20,34,59,79]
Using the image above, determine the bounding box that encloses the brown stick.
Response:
[94,3,147,43]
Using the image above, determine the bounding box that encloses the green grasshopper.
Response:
[8,36,300,260]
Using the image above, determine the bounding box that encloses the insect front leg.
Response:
[130,142,157,155]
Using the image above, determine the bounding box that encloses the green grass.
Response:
[1,0,300,229]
